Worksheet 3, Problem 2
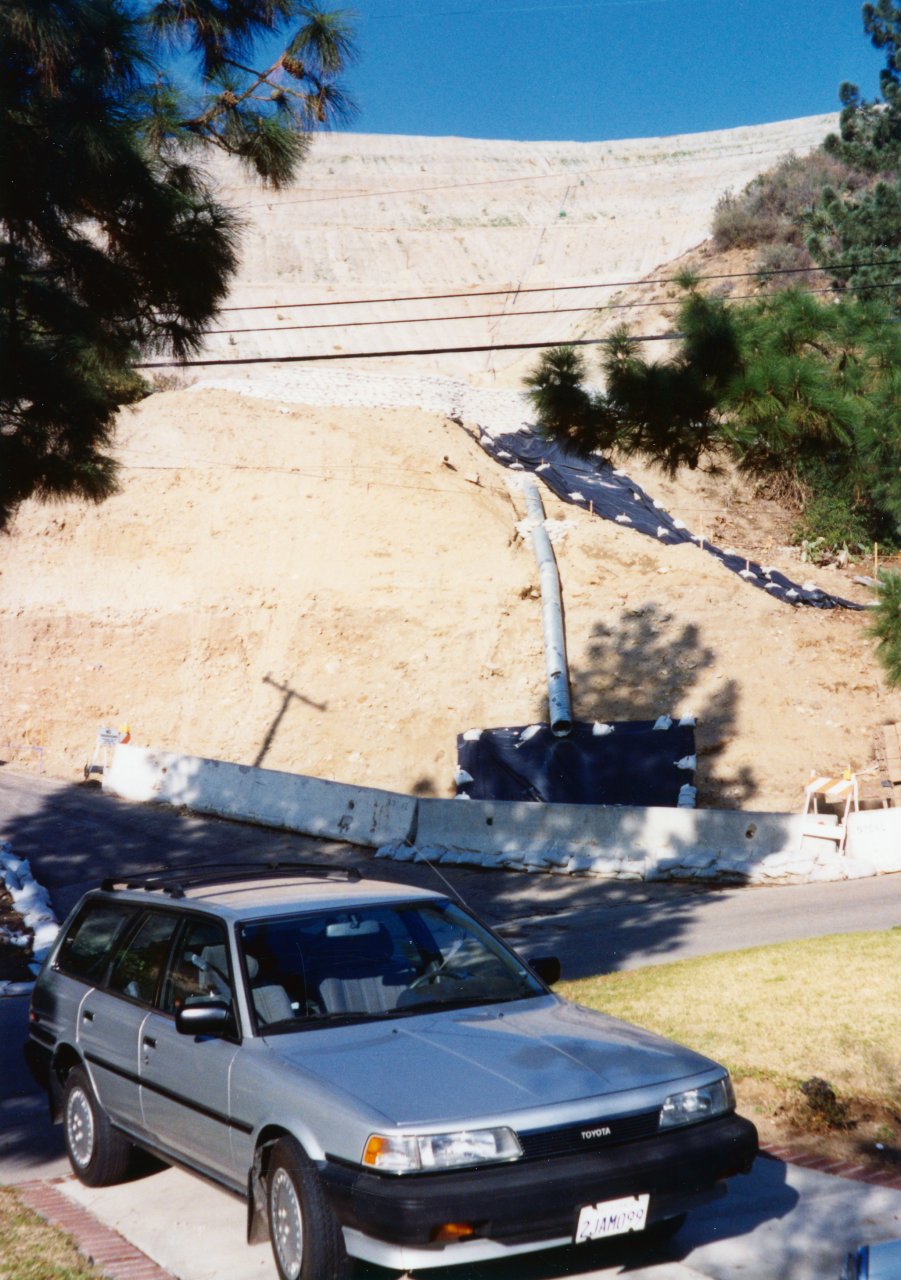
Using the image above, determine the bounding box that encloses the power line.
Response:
[141,273,901,367]
[217,258,901,313]
[206,280,901,337]
[136,331,678,370]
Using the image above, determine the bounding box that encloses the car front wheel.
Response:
[63,1066,134,1186]
[267,1137,349,1280]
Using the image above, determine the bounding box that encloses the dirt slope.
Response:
[2,119,898,811]
[1,376,895,810]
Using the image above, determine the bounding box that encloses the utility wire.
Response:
[206,280,901,337]
[137,333,676,369]
[217,258,901,312]
[142,274,901,367]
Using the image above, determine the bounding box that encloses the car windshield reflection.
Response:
[239,899,544,1032]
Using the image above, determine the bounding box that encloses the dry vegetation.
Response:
[0,1187,101,1280]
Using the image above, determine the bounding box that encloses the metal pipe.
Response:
[522,477,573,737]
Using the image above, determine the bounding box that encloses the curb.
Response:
[16,1179,176,1280]
[759,1143,901,1189]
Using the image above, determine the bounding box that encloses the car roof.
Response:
[94,869,443,924]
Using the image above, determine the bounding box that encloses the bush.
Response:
[793,458,892,553]
[754,240,816,287]
[712,150,860,251]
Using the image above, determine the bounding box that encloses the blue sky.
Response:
[342,0,887,141]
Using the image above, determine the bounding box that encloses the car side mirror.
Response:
[529,955,561,987]
[176,999,233,1037]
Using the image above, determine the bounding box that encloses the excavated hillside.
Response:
[2,121,898,812]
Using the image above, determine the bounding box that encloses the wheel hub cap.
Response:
[67,1087,95,1168]
[271,1168,303,1280]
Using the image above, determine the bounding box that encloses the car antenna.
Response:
[412,847,474,911]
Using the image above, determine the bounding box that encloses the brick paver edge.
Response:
[15,1178,176,1280]
[759,1142,901,1189]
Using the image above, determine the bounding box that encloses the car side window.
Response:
[161,918,233,1015]
[107,911,180,1004]
[55,900,136,984]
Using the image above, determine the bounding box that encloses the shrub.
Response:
[754,240,816,287]
[712,150,860,252]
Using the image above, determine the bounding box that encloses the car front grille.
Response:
[518,1108,660,1160]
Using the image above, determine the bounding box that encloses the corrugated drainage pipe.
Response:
[522,477,573,737]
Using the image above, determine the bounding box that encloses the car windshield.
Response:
[239,899,544,1032]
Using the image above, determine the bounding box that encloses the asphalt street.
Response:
[4,768,901,1279]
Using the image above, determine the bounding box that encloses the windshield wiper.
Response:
[393,994,517,1016]
[261,1010,374,1033]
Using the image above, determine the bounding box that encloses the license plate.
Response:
[575,1194,650,1243]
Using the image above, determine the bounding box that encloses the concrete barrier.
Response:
[105,745,416,847]
[107,744,892,885]
[846,808,901,870]
[415,797,830,867]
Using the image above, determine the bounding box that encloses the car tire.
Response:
[63,1066,134,1187]
[267,1137,349,1280]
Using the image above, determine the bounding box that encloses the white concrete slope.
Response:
[198,117,836,383]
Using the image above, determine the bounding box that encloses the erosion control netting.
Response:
[478,429,862,611]
[456,720,696,806]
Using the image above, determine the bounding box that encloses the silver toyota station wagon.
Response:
[25,864,758,1279]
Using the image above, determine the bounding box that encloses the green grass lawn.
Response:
[559,928,901,1106]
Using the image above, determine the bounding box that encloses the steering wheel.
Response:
[408,940,468,991]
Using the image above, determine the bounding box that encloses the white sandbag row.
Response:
[0,841,59,996]
[374,837,883,885]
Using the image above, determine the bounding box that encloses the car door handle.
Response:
[142,1036,157,1049]
[82,1010,94,1023]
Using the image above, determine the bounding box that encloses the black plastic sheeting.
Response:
[479,429,863,611]
[456,720,696,806]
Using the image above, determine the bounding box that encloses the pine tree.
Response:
[0,0,356,530]
[525,287,901,547]
[871,570,901,687]
[824,1,901,172]
[814,1,901,311]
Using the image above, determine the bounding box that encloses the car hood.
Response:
[264,996,719,1125]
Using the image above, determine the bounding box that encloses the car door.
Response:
[139,914,243,1183]
[78,908,180,1134]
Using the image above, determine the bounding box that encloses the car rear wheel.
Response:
[63,1066,134,1186]
[267,1137,349,1280]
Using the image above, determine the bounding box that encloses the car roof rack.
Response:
[100,861,363,899]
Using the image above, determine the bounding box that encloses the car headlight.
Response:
[362,1127,522,1174]
[659,1075,735,1129]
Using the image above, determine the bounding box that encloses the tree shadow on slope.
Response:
[563,601,757,809]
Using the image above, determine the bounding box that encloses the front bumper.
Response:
[321,1111,757,1250]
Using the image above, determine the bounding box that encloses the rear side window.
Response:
[55,899,136,984]
[108,911,180,1005]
